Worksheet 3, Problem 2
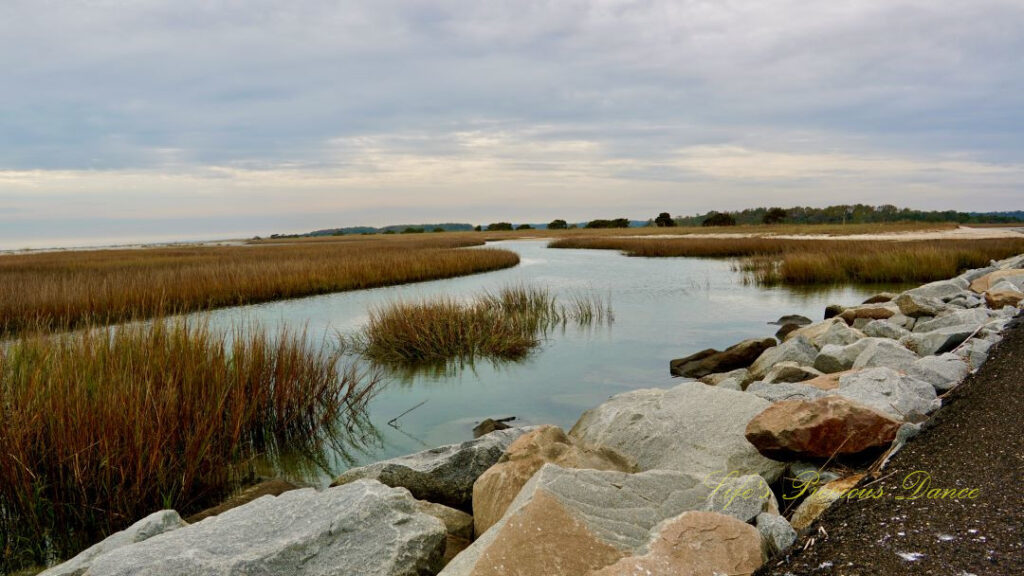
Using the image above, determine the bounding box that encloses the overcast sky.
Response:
[2,1,1022,248]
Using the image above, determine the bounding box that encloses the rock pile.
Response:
[41,253,1022,576]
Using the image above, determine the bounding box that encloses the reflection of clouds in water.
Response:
[519,257,546,266]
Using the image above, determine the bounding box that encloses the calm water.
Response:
[200,240,886,479]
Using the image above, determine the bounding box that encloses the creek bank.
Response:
[40,253,1024,576]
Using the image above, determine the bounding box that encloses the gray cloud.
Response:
[1,1,1022,247]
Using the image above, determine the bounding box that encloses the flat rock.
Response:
[790,474,865,531]
[82,481,447,576]
[985,289,1023,309]
[670,337,776,378]
[783,318,843,344]
[698,367,750,387]
[745,396,901,460]
[851,339,920,372]
[905,279,968,301]
[907,353,970,391]
[895,293,947,318]
[862,319,909,340]
[862,292,896,304]
[440,465,728,576]
[762,361,824,384]
[769,314,812,326]
[748,336,818,381]
[570,381,785,482]
[834,367,940,421]
[472,425,634,536]
[749,382,829,403]
[816,321,866,347]
[588,511,764,576]
[332,427,532,511]
[913,308,992,333]
[901,325,979,356]
[969,269,1024,293]
[41,511,188,576]
[838,304,897,324]
[813,338,885,373]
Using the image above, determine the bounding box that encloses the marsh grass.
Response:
[0,319,379,572]
[0,236,519,336]
[352,285,613,366]
[550,237,1024,285]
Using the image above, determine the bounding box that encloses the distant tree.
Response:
[432,227,445,233]
[654,212,676,227]
[474,225,483,231]
[702,212,737,227]
[548,219,568,230]
[516,224,533,230]
[486,222,514,231]
[585,218,630,229]
[382,230,396,234]
[402,227,424,234]
[762,207,788,225]
[568,224,578,229]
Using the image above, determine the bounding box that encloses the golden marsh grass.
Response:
[0,319,379,571]
[0,235,519,336]
[549,236,1024,285]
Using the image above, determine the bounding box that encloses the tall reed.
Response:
[0,319,378,572]
[550,237,1024,285]
[0,236,519,336]
[353,285,613,365]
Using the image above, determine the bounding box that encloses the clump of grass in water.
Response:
[353,285,613,365]
[0,319,379,573]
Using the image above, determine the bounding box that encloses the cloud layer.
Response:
[2,1,1022,247]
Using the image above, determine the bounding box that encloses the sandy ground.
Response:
[623,226,1024,241]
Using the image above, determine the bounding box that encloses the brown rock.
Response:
[895,293,946,318]
[472,426,634,536]
[790,474,866,531]
[862,292,895,304]
[762,361,824,384]
[416,500,475,566]
[473,418,512,438]
[985,290,1023,309]
[590,511,764,576]
[838,304,897,324]
[969,269,1024,293]
[670,338,777,378]
[472,491,626,576]
[783,318,843,343]
[745,396,901,460]
[801,370,856,391]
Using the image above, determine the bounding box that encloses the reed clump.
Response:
[0,236,519,336]
[0,319,378,572]
[550,237,1024,285]
[354,285,613,365]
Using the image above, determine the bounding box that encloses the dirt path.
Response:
[758,315,1024,575]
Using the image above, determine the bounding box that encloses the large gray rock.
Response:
[82,481,446,576]
[958,266,998,284]
[905,279,968,301]
[702,474,780,523]
[907,353,970,391]
[570,382,785,482]
[901,325,979,356]
[851,339,920,372]
[748,336,818,381]
[913,308,992,333]
[815,321,865,348]
[332,427,532,510]
[748,382,829,403]
[834,367,940,421]
[441,465,770,576]
[862,319,910,340]
[955,337,993,369]
[812,338,885,373]
[41,511,187,576]
[757,513,798,556]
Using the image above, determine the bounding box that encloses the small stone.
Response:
[757,513,798,556]
[790,474,865,531]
